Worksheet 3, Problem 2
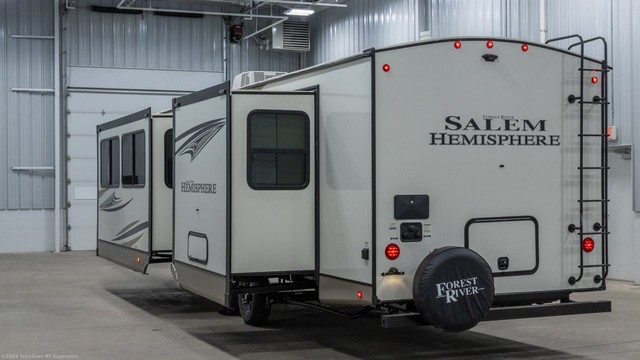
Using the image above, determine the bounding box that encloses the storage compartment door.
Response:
[230,91,316,274]
[464,216,539,277]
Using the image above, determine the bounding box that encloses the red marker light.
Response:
[385,243,400,260]
[382,64,391,72]
[591,76,599,84]
[454,40,462,49]
[583,238,595,253]
[357,291,363,299]
[486,40,494,49]
[521,43,529,52]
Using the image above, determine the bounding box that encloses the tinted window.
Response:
[247,111,309,189]
[122,131,145,187]
[100,137,119,187]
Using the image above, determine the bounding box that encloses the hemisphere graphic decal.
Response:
[175,118,226,162]
[99,192,133,212]
[111,220,149,242]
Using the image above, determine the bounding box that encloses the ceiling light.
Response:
[284,8,315,16]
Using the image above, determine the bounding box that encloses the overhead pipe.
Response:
[117,0,289,41]
[117,1,288,21]
[259,0,347,8]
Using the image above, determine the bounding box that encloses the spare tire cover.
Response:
[412,246,494,332]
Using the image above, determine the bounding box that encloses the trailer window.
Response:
[164,129,173,188]
[122,131,145,187]
[100,137,120,187]
[248,111,309,189]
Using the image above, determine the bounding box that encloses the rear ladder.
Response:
[546,35,610,286]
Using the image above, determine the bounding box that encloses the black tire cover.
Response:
[412,246,494,332]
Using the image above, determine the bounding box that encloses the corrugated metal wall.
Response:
[431,0,538,41]
[308,0,426,64]
[308,0,538,65]
[64,0,302,77]
[65,0,224,71]
[0,0,55,210]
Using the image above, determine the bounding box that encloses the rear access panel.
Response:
[464,216,539,277]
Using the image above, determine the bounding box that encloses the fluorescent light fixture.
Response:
[284,8,315,16]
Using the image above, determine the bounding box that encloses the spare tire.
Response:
[412,246,494,332]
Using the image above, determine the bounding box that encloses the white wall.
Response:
[0,210,54,252]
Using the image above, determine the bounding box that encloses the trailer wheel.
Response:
[412,246,494,332]
[238,280,271,326]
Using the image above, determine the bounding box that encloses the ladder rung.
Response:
[578,231,610,235]
[578,134,607,137]
[578,166,610,170]
[580,101,610,105]
[579,264,611,269]
[578,199,610,203]
[578,68,610,72]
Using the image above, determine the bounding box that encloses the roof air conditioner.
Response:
[232,71,287,89]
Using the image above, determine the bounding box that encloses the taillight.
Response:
[385,243,400,260]
[454,40,462,49]
[583,238,595,253]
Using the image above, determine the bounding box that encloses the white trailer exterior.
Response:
[97,109,173,273]
[102,36,612,331]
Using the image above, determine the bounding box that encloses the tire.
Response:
[238,280,271,326]
[218,306,239,316]
[412,246,494,332]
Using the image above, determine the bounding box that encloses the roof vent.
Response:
[272,21,310,52]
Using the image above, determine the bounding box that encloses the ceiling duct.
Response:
[272,21,310,52]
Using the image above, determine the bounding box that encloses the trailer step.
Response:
[380,300,612,328]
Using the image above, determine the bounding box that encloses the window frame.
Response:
[121,129,146,188]
[246,109,310,191]
[99,136,120,188]
[164,129,173,189]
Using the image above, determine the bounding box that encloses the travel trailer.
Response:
[101,36,612,331]
[96,109,173,273]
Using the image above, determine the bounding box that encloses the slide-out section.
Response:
[97,109,151,273]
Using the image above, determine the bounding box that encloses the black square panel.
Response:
[394,195,429,220]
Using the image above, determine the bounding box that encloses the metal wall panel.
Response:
[431,0,503,38]
[308,0,426,64]
[64,0,224,71]
[0,0,55,210]
[308,0,536,65]
[431,0,538,41]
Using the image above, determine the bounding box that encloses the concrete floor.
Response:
[0,252,638,360]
